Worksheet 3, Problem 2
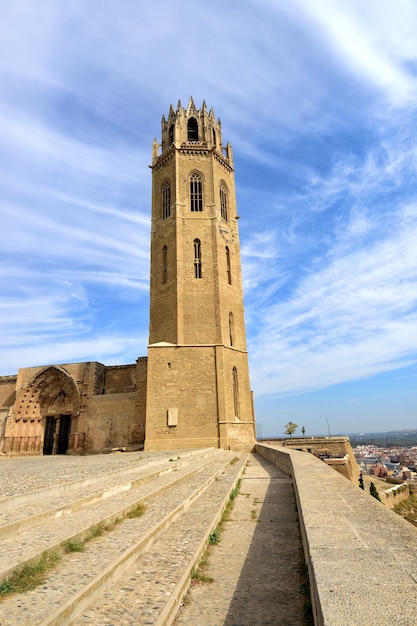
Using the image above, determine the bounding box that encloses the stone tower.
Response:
[144,98,255,450]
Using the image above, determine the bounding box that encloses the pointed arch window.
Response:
[190,173,203,212]
[220,184,228,221]
[169,124,175,144]
[163,245,168,284]
[229,312,234,346]
[188,117,198,141]
[162,180,171,219]
[232,367,240,419]
[226,246,232,285]
[194,238,202,278]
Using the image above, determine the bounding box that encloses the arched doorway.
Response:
[14,366,80,455]
[43,389,74,455]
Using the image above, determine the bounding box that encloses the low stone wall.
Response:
[256,443,417,626]
[384,482,410,508]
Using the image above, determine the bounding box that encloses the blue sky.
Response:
[1,0,417,437]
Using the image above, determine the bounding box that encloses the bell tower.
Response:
[144,98,255,450]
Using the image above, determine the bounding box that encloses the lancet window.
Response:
[232,367,240,418]
[162,180,171,219]
[229,312,234,346]
[220,184,228,221]
[226,246,232,285]
[163,245,168,284]
[194,239,202,278]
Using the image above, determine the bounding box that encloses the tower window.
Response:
[194,238,202,279]
[169,124,175,144]
[229,312,234,346]
[220,185,228,221]
[190,173,203,212]
[188,117,198,141]
[226,246,231,285]
[163,245,168,284]
[162,181,171,219]
[232,367,240,418]
[212,127,217,147]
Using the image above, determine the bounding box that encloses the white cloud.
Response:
[249,204,417,396]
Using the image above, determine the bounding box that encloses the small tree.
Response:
[284,421,298,438]
[358,473,364,490]
[301,426,306,436]
[370,482,381,501]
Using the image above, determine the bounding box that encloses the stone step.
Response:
[0,448,218,540]
[72,454,248,626]
[0,451,247,626]
[0,449,224,583]
[0,448,214,512]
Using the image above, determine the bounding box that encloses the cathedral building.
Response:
[0,98,256,455]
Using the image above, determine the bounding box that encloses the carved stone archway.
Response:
[10,366,81,455]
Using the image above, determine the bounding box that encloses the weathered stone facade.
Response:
[0,99,256,455]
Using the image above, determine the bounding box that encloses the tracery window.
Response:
[190,173,203,212]
[163,245,168,284]
[194,238,202,279]
[220,184,228,221]
[162,181,171,219]
[188,117,198,141]
[232,367,240,418]
[226,246,231,285]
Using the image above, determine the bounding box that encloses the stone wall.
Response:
[0,376,17,408]
[283,436,359,484]
[256,443,417,625]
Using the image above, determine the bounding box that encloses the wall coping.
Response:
[256,443,417,625]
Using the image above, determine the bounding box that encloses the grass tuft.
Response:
[0,550,61,597]
[63,538,85,553]
[209,529,220,545]
[126,503,146,519]
[0,500,147,602]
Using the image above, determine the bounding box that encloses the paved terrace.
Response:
[0,450,307,625]
[2,445,416,625]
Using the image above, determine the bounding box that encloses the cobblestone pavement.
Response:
[0,450,182,497]
[0,450,246,625]
[175,453,307,626]
[0,451,308,625]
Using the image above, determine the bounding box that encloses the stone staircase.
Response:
[0,449,247,626]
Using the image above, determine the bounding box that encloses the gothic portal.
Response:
[0,99,256,455]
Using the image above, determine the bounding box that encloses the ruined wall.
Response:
[1,360,147,455]
[103,365,137,394]
[83,360,148,452]
[0,376,17,409]
[283,436,359,484]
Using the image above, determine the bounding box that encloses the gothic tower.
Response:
[144,98,255,450]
